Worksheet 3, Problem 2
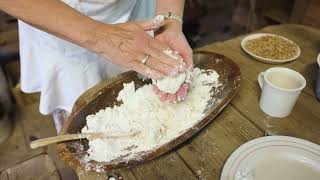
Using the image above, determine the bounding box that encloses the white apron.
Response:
[18,0,156,115]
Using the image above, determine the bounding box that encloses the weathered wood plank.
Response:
[197,25,320,144]
[0,114,44,171]
[200,24,320,98]
[0,154,60,180]
[119,152,197,180]
[19,103,57,146]
[77,151,197,180]
[18,103,80,180]
[176,106,264,180]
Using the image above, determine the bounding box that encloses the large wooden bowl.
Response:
[57,51,241,172]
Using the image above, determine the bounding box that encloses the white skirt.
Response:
[19,0,156,115]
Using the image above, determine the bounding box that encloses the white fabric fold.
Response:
[19,0,156,115]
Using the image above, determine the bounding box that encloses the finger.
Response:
[133,52,179,77]
[167,93,177,103]
[145,40,186,72]
[174,47,193,69]
[159,91,168,102]
[129,61,163,80]
[176,83,189,101]
[135,19,162,31]
[164,34,193,69]
[183,51,194,70]
[145,56,179,76]
[152,85,160,95]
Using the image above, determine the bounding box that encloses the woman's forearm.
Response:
[0,0,187,79]
[0,0,99,47]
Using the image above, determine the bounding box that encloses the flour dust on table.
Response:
[81,68,221,163]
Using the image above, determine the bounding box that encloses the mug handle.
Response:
[258,72,265,89]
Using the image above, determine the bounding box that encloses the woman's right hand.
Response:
[84,21,187,79]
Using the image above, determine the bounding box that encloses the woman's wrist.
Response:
[81,21,111,54]
[155,11,183,32]
[164,19,183,31]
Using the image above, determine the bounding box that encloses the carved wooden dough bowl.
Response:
[57,51,241,172]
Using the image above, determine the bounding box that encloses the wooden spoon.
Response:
[30,131,139,149]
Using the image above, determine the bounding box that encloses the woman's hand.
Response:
[153,19,193,102]
[85,20,187,80]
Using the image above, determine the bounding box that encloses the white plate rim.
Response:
[241,33,301,64]
[220,136,320,180]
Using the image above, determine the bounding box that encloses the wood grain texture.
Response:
[199,24,320,144]
[77,152,198,180]
[176,106,264,180]
[0,114,45,171]
[0,154,60,180]
[201,24,320,98]
[19,103,57,147]
[17,103,78,179]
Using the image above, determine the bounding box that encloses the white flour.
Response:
[82,68,221,162]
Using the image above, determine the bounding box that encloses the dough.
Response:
[155,49,188,94]
[156,73,187,94]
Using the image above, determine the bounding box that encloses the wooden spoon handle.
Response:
[30,132,137,149]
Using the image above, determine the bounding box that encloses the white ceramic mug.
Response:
[258,67,306,118]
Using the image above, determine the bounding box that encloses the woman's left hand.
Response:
[153,19,193,102]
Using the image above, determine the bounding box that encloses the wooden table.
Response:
[0,103,61,180]
[76,24,320,180]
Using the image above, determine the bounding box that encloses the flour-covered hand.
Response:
[85,21,186,80]
[154,19,193,102]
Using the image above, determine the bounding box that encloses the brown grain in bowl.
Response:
[244,35,299,60]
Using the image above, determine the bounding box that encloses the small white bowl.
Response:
[241,33,301,64]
